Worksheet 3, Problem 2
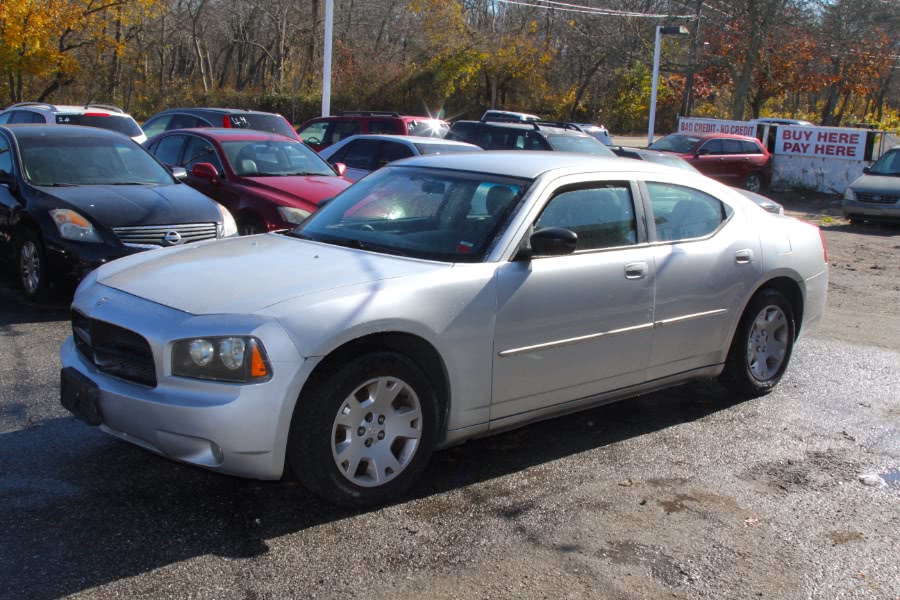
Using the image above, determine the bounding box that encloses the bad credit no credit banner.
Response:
[775,126,866,160]
[677,118,758,137]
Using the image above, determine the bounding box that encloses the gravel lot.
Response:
[1,192,898,600]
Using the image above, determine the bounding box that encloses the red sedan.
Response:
[146,129,351,234]
[649,132,772,192]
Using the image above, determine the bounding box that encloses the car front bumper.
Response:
[59,284,318,480]
[842,199,900,222]
[44,237,138,282]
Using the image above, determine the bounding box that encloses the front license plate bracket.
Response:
[60,367,103,426]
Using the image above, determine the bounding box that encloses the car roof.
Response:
[154,107,282,117]
[396,151,663,179]
[2,103,130,115]
[0,124,129,139]
[336,134,477,145]
[453,120,590,136]
[159,127,295,141]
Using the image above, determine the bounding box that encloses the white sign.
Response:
[775,126,866,160]
[677,118,757,137]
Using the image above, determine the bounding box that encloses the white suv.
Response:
[0,102,146,143]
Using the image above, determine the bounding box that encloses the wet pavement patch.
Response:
[829,531,864,545]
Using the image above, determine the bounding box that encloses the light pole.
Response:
[647,25,689,147]
[321,0,334,117]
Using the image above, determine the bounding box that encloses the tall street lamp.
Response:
[647,25,689,147]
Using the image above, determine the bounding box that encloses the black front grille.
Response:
[857,192,899,205]
[72,310,157,387]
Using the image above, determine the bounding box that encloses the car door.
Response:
[181,135,236,207]
[715,138,746,185]
[642,181,761,380]
[0,131,19,235]
[691,138,726,180]
[491,179,655,421]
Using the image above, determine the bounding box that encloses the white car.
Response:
[60,153,827,507]
[318,134,482,182]
[0,102,147,144]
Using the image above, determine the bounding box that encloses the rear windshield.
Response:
[545,134,615,156]
[55,114,144,138]
[414,143,480,155]
[225,113,297,139]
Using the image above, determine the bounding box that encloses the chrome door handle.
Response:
[735,249,755,264]
[625,262,648,279]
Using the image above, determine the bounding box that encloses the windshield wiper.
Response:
[325,237,409,257]
[105,181,154,185]
[39,182,79,187]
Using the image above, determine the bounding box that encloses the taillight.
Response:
[819,229,828,263]
[84,112,108,117]
[222,116,232,128]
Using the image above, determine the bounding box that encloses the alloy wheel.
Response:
[19,240,42,295]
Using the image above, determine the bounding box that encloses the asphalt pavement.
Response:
[1,275,899,600]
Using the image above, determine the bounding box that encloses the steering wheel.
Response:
[305,137,321,145]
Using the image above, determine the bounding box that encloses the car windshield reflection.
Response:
[295,166,530,263]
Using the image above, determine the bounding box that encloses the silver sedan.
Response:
[60,152,828,506]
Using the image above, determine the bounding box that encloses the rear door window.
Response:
[340,139,379,170]
[377,141,414,167]
[646,182,728,242]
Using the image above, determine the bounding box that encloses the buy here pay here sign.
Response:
[775,126,866,160]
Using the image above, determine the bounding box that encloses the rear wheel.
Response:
[719,289,795,398]
[744,173,763,193]
[18,229,51,301]
[287,351,439,507]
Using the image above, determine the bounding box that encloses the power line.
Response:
[497,0,697,19]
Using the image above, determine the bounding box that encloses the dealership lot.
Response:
[1,201,899,599]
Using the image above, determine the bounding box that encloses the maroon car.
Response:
[649,132,771,192]
[146,129,352,234]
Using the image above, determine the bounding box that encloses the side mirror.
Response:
[170,166,188,181]
[192,162,219,183]
[518,227,578,259]
[862,166,871,174]
[333,162,347,176]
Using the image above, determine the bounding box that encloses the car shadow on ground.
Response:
[0,274,72,326]
[0,377,742,599]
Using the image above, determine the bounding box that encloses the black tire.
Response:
[287,351,439,507]
[743,173,763,193]
[17,229,52,302]
[237,214,265,236]
[719,288,795,398]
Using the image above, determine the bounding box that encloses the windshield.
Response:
[640,152,701,173]
[868,149,900,176]
[649,134,701,153]
[55,114,144,138]
[19,136,174,186]
[407,120,450,137]
[295,166,530,263]
[545,134,615,156]
[221,140,336,176]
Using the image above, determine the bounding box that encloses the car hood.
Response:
[242,175,351,205]
[848,174,900,194]
[42,183,220,227]
[95,233,448,314]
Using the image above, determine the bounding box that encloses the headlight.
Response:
[216,203,238,237]
[172,336,271,383]
[277,206,312,225]
[843,187,856,201]
[49,209,101,242]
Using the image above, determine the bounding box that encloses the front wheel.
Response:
[237,214,265,236]
[287,352,439,507]
[18,229,51,301]
[719,289,795,398]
